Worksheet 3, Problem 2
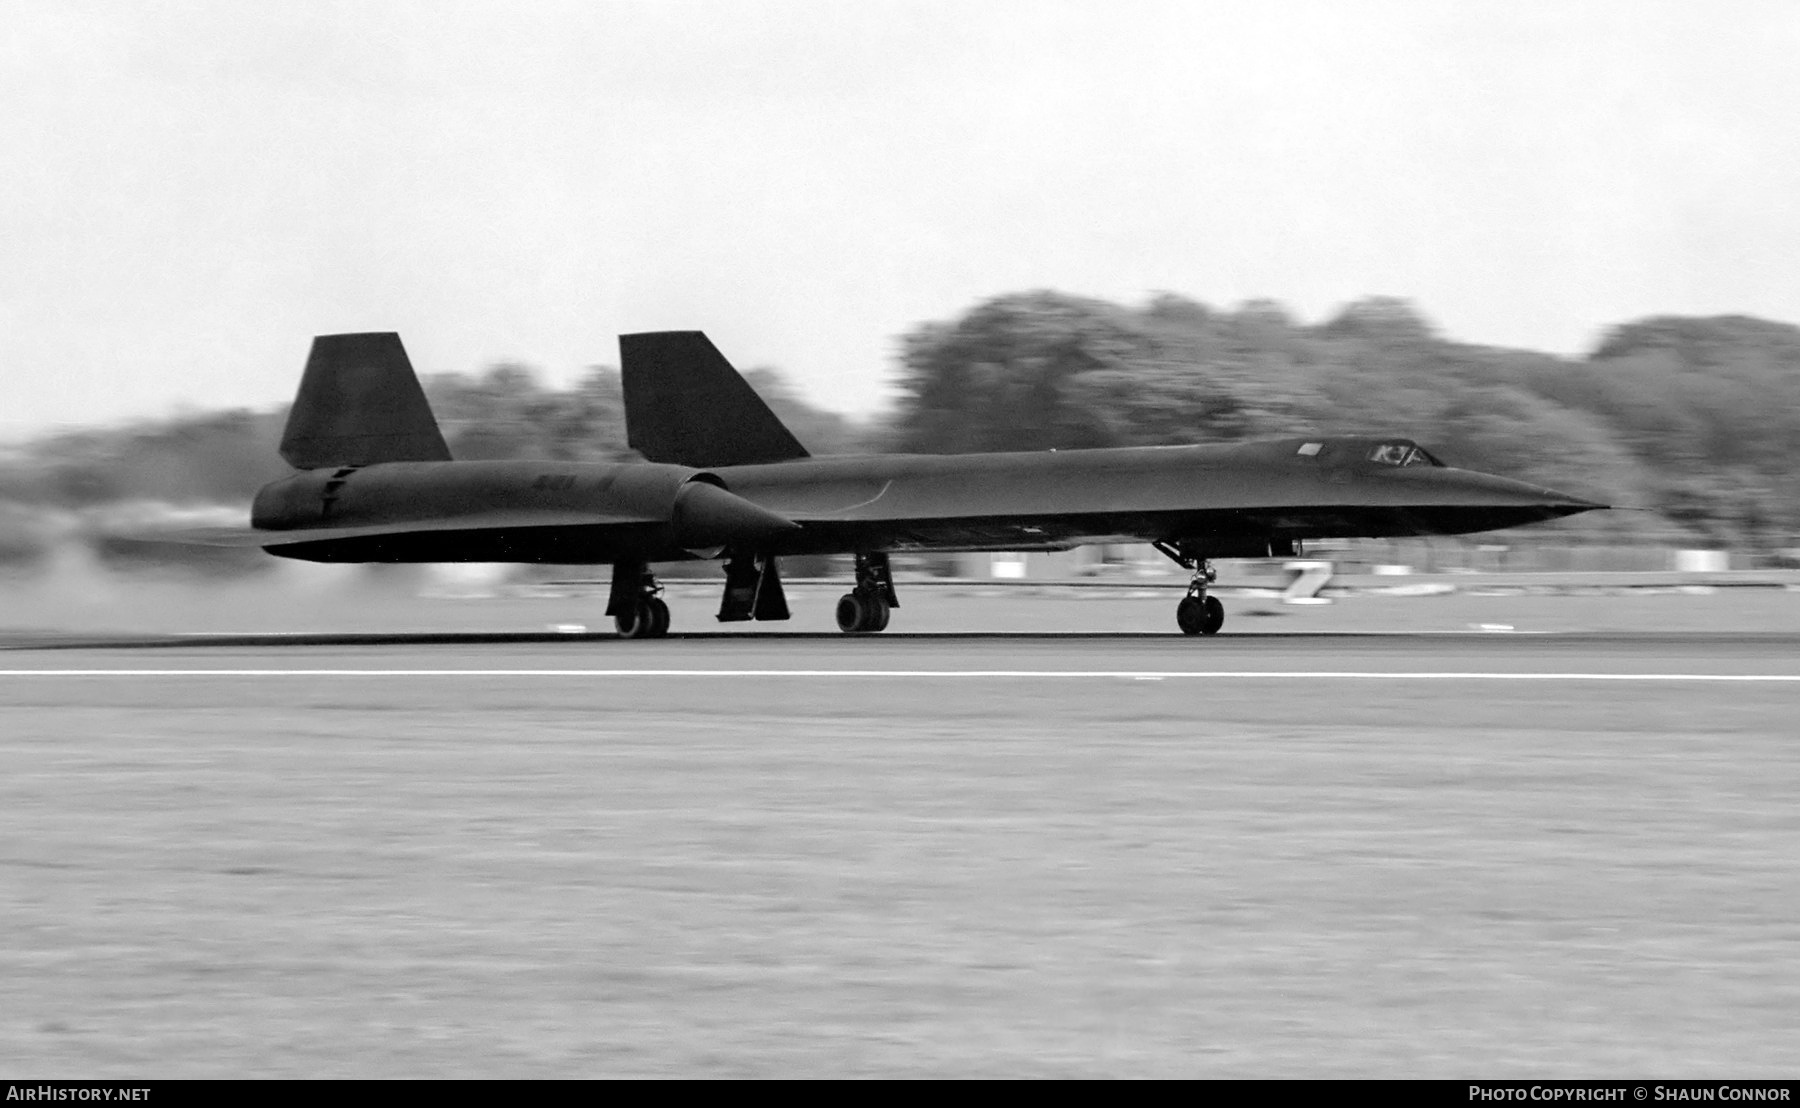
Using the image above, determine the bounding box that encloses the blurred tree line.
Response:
[3,292,1796,558]
[892,292,1800,553]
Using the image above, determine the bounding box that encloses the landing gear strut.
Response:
[608,559,670,639]
[717,551,790,623]
[1154,541,1224,636]
[836,551,898,634]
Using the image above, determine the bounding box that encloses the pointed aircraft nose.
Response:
[672,480,800,547]
[1403,468,1608,532]
[1451,470,1609,515]
[1367,465,1608,534]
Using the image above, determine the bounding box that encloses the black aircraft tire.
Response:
[615,601,649,639]
[1176,596,1204,635]
[1199,595,1225,635]
[646,596,671,638]
[1177,595,1226,636]
[864,593,891,633]
[835,593,865,633]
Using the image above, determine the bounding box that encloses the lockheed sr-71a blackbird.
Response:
[169,331,1604,636]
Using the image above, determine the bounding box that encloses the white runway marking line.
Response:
[1,669,1797,682]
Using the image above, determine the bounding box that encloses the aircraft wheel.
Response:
[1176,596,1203,635]
[837,591,891,633]
[1177,595,1225,636]
[836,592,866,633]
[1199,595,1225,635]
[616,598,656,639]
[646,596,671,638]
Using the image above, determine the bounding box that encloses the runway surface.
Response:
[3,630,1798,1076]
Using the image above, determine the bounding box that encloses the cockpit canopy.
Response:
[1294,439,1442,467]
[1367,441,1436,467]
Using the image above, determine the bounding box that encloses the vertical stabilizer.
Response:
[279,333,453,469]
[620,331,810,467]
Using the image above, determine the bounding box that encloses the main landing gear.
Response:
[1154,541,1225,636]
[608,559,670,639]
[837,551,898,633]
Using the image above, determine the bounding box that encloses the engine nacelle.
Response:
[249,459,795,549]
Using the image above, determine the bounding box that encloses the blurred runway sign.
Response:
[1281,560,1334,604]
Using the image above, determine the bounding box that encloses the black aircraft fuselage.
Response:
[251,438,1594,567]
[173,330,1605,637]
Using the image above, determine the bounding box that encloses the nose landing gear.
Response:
[1155,541,1225,636]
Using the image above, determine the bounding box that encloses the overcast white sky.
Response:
[3,0,1798,436]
